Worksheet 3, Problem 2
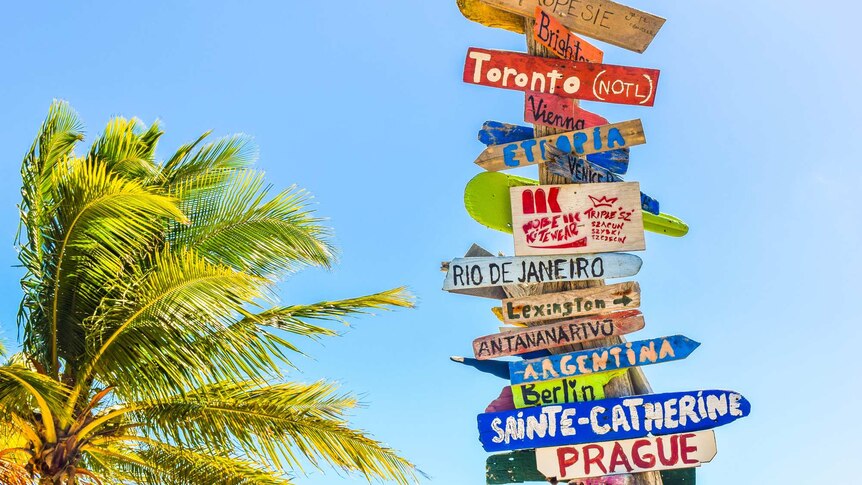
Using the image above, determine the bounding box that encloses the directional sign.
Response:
[511,182,645,256]
[474,120,645,172]
[464,172,688,238]
[536,431,717,480]
[443,253,643,292]
[502,281,640,324]
[456,0,525,35]
[464,48,660,106]
[544,145,660,215]
[487,449,637,485]
[486,450,696,485]
[477,390,750,452]
[473,309,644,360]
[478,121,629,175]
[511,370,626,408]
[477,0,666,53]
[525,92,609,132]
[510,336,701,386]
[534,7,603,63]
[450,355,510,380]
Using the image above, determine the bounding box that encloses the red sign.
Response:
[524,92,609,131]
[534,7,603,63]
[464,48,660,107]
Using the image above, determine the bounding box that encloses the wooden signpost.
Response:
[509,336,701,385]
[478,121,630,175]
[511,369,626,408]
[475,0,666,53]
[449,2,749,483]
[535,431,717,480]
[443,253,643,292]
[510,182,645,256]
[476,390,750,452]
[473,309,645,359]
[502,281,639,324]
[534,7,604,63]
[474,119,645,172]
[463,172,689,238]
[464,48,660,106]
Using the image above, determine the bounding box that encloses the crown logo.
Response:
[588,195,618,208]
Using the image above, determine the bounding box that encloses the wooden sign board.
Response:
[464,48,660,106]
[486,450,696,485]
[487,450,636,485]
[511,182,645,256]
[478,0,666,53]
[476,390,750,452]
[511,370,625,408]
[478,121,630,175]
[509,335,701,385]
[443,253,643,292]
[536,431,717,480]
[473,309,644,360]
[456,0,525,35]
[475,119,644,172]
[502,281,639,324]
[534,7,603,63]
[463,172,689,238]
[450,355,510,380]
[524,92,609,132]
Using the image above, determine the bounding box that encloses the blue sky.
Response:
[1,1,860,483]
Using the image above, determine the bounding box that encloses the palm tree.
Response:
[0,101,419,485]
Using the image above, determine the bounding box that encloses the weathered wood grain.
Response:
[520,16,662,485]
[443,253,643,292]
[510,182,645,256]
[457,0,526,34]
[536,432,716,480]
[474,119,645,172]
[524,92,608,131]
[476,390,749,452]
[501,281,639,324]
[509,335,700,385]
[464,48,660,106]
[486,450,695,485]
[511,369,625,407]
[463,172,688,237]
[534,7,603,62]
[478,0,666,53]
[473,309,644,359]
[487,449,636,484]
[445,244,510,299]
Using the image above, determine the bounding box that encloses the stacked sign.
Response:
[444,2,751,484]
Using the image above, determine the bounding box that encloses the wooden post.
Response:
[511,17,664,485]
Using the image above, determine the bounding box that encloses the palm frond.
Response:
[262,287,415,333]
[87,117,162,179]
[134,380,418,484]
[34,158,187,375]
[170,170,334,277]
[73,249,272,403]
[160,133,258,196]
[17,100,84,375]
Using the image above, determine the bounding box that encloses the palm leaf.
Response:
[87,117,162,179]
[170,170,334,277]
[133,380,418,484]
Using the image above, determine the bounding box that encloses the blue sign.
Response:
[509,335,700,385]
[476,390,750,452]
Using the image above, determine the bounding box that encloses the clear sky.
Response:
[1,1,860,483]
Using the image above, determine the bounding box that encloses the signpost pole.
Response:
[520,17,664,485]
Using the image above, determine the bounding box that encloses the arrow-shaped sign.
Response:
[509,335,700,386]
[613,295,633,306]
